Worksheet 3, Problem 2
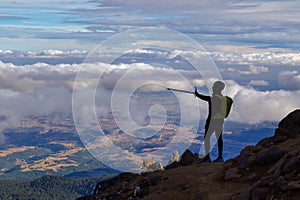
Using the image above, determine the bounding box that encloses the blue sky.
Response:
[1,0,300,51]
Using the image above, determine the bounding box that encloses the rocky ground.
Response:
[78,110,300,200]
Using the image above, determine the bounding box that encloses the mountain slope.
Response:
[78,109,300,200]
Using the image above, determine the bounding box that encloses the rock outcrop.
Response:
[78,109,300,200]
[226,109,300,199]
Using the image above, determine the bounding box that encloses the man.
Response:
[194,81,227,163]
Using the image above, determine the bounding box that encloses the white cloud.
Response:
[125,49,169,57]
[225,81,300,124]
[248,80,269,86]
[0,61,203,134]
[0,50,13,55]
[178,80,300,124]
[279,70,300,90]
[0,59,299,138]
[212,51,300,66]
[238,65,269,75]
[222,65,269,76]
[0,49,87,58]
[2,49,299,69]
[29,50,87,57]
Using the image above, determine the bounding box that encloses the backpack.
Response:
[224,96,233,118]
[213,95,233,119]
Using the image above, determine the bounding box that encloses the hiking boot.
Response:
[213,157,224,163]
[200,157,211,163]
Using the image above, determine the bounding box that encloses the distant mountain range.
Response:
[0,111,276,181]
[0,175,115,199]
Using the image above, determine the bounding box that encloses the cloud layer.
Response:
[0,59,299,133]
[279,71,300,90]
[225,81,300,124]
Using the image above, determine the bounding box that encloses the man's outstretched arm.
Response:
[194,87,210,101]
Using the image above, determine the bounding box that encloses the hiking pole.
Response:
[166,87,194,94]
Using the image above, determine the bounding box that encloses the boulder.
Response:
[180,149,201,166]
[278,109,300,134]
[256,146,285,166]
